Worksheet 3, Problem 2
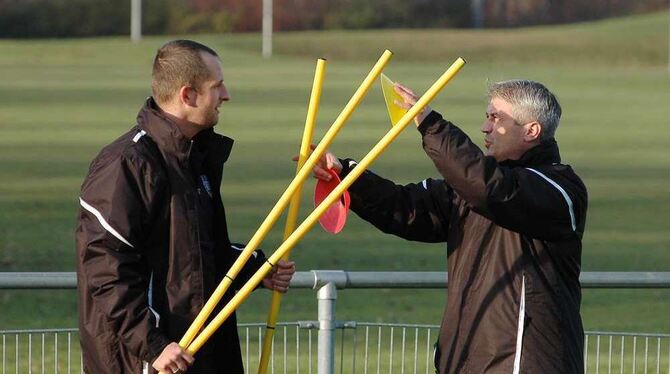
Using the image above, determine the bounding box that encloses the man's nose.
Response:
[481,120,492,133]
[220,85,231,101]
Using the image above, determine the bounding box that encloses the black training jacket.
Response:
[340,111,587,373]
[75,98,266,373]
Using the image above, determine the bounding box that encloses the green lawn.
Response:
[0,11,669,335]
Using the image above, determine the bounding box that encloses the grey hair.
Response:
[487,79,562,140]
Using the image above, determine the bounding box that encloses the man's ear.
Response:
[178,85,198,107]
[524,121,542,142]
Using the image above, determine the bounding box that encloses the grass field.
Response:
[0,10,669,339]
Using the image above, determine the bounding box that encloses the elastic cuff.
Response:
[250,249,268,291]
[417,111,442,136]
[338,158,358,178]
[146,332,171,365]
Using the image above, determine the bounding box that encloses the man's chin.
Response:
[207,117,219,127]
[484,149,504,162]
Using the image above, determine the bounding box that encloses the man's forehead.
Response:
[200,52,224,80]
[487,97,513,114]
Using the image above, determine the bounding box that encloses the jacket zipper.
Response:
[185,139,206,306]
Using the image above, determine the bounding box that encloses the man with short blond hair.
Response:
[151,41,220,105]
[311,79,587,373]
[76,40,295,374]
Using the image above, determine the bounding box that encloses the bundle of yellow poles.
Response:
[159,50,393,374]
[161,51,465,374]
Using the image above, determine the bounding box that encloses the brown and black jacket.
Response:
[340,111,587,373]
[75,98,266,373]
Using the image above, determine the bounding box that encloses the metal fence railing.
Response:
[2,325,669,374]
[584,331,670,374]
[0,328,81,374]
[1,271,669,374]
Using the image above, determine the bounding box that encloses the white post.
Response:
[131,0,142,42]
[262,0,273,58]
[471,0,485,28]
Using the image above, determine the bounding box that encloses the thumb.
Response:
[326,153,342,172]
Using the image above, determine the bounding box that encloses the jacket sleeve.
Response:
[418,111,584,241]
[76,151,171,363]
[338,159,452,243]
[229,243,267,291]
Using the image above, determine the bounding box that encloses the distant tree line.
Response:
[0,0,666,38]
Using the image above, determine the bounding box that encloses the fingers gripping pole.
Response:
[258,58,326,374]
[176,51,393,351]
[186,57,466,355]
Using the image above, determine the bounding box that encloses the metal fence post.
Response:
[317,282,337,374]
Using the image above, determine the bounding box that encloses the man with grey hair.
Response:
[309,79,587,373]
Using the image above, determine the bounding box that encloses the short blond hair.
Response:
[151,40,219,104]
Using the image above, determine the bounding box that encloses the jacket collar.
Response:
[500,138,561,168]
[136,97,234,164]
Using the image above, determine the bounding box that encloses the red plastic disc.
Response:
[314,169,350,234]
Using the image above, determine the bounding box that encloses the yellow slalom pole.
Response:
[186,57,466,356]
[257,58,326,374]
[174,50,393,353]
